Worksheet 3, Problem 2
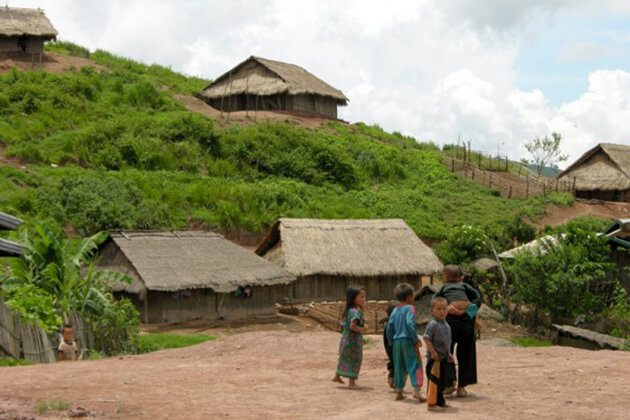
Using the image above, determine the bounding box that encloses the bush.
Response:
[506,226,616,317]
[435,225,489,265]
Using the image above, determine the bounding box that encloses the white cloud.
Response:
[8,0,630,167]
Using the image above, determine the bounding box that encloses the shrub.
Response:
[505,225,616,317]
[435,225,489,265]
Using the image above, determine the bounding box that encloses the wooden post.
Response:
[505,157,509,172]
[451,158,455,172]
[489,173,492,188]
[472,169,475,180]
[478,153,481,167]
[518,162,522,176]
[526,175,529,198]
[143,293,149,324]
[508,185,512,198]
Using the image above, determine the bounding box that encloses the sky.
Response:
[9,0,630,165]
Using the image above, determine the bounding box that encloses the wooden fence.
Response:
[445,157,574,199]
[0,297,91,363]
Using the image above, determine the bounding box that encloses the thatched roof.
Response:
[557,143,630,191]
[256,219,443,277]
[0,7,57,38]
[200,56,348,104]
[470,258,499,271]
[0,211,22,231]
[103,231,295,293]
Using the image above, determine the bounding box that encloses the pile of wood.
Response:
[301,301,393,334]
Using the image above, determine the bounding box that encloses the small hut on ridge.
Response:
[255,218,443,301]
[198,56,348,119]
[557,143,630,202]
[0,7,57,61]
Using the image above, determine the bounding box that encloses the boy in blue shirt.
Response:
[386,283,424,402]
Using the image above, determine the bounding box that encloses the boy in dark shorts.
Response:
[424,297,453,411]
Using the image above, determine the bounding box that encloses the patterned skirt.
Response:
[336,330,363,379]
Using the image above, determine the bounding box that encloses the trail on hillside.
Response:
[0,330,628,419]
[0,52,107,74]
[539,200,630,227]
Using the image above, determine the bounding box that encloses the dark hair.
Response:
[394,283,414,302]
[61,324,73,332]
[385,300,398,317]
[343,285,365,320]
[431,296,448,309]
[443,264,461,282]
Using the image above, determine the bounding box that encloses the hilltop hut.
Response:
[198,56,348,119]
[255,219,444,301]
[557,143,630,202]
[96,231,295,324]
[0,7,57,61]
[0,211,22,257]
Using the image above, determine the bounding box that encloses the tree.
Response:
[523,132,568,175]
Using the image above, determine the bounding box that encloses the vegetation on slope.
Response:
[0,42,569,247]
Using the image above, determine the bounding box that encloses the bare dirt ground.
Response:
[1,328,628,420]
[0,52,107,74]
[538,200,630,227]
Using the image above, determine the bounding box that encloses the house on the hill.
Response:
[0,211,22,257]
[198,56,348,119]
[255,218,444,302]
[0,7,57,61]
[557,143,630,202]
[96,231,295,324]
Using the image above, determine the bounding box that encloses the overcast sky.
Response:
[10,0,630,165]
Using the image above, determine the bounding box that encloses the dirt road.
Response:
[1,330,628,419]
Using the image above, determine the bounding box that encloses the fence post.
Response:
[489,173,492,188]
[555,179,558,192]
[451,158,455,172]
[525,173,529,198]
[505,157,509,172]
[478,153,481,167]
[508,185,512,198]
[518,162,522,176]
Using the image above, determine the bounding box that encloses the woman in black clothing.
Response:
[433,265,481,398]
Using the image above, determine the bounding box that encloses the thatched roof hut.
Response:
[97,231,295,323]
[256,219,443,301]
[0,7,57,58]
[198,56,348,119]
[0,211,22,257]
[557,143,630,202]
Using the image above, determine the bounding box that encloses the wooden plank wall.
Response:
[0,296,56,363]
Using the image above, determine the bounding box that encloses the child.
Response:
[386,283,424,402]
[424,297,453,411]
[57,324,79,362]
[382,301,398,389]
[333,286,368,388]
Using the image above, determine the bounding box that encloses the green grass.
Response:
[0,42,568,250]
[0,357,30,367]
[510,337,553,347]
[136,333,217,354]
[35,400,70,413]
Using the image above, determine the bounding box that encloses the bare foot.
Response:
[427,405,444,411]
[332,375,344,384]
[456,387,468,398]
[395,392,404,401]
[388,376,394,389]
[413,392,426,402]
[348,379,359,389]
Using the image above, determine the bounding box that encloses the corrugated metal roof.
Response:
[0,211,22,231]
[0,238,22,257]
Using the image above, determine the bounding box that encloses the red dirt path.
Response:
[0,330,628,419]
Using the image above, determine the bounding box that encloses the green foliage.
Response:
[0,223,140,354]
[505,226,616,317]
[545,192,574,207]
[0,357,31,367]
[523,132,568,175]
[35,400,70,413]
[543,216,611,235]
[435,225,489,265]
[1,44,555,243]
[46,40,90,58]
[136,333,217,354]
[509,337,553,347]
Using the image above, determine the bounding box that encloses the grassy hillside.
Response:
[0,42,569,247]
